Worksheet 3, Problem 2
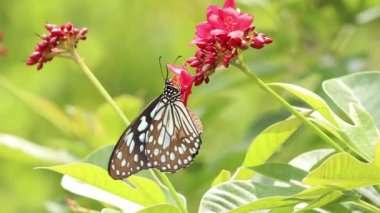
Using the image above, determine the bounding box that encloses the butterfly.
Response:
[108,79,202,179]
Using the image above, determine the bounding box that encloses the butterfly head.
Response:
[164,80,181,99]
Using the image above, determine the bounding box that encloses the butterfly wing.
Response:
[145,98,202,172]
[108,96,162,179]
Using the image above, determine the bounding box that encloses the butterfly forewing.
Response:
[108,96,161,179]
[108,80,202,179]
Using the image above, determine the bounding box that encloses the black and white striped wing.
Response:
[145,98,202,172]
[108,96,162,179]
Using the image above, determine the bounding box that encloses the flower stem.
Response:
[70,49,130,125]
[70,49,187,213]
[153,170,188,213]
[233,61,343,152]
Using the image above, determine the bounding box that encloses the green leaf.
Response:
[338,104,379,161]
[211,170,231,187]
[37,163,166,206]
[83,144,114,170]
[254,183,303,198]
[0,133,76,164]
[199,180,257,213]
[82,145,187,210]
[136,204,181,213]
[229,196,302,213]
[323,71,380,129]
[101,208,121,213]
[294,186,337,198]
[303,142,380,189]
[232,167,255,180]
[251,163,308,183]
[269,83,339,126]
[242,117,302,167]
[322,203,352,213]
[199,180,302,213]
[289,149,335,171]
[297,191,343,212]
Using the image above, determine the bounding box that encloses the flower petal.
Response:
[223,0,236,9]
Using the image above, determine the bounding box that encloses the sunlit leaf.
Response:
[338,104,380,161]
[199,180,302,213]
[254,183,303,198]
[83,144,114,170]
[101,208,120,213]
[323,71,380,129]
[136,203,181,213]
[0,133,76,164]
[303,142,380,189]
[269,83,339,126]
[62,175,143,212]
[211,170,231,187]
[322,203,352,213]
[297,191,343,212]
[231,167,255,180]
[228,196,302,213]
[242,117,302,168]
[37,163,166,206]
[82,145,187,209]
[251,163,308,183]
[289,149,335,171]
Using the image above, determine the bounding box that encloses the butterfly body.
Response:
[108,80,202,179]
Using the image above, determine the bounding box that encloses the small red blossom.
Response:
[0,32,6,56]
[187,0,272,85]
[167,64,194,106]
[26,22,88,70]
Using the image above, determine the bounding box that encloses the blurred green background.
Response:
[1,0,380,212]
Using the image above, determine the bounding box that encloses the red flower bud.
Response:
[65,22,73,31]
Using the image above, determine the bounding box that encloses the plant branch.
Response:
[70,49,130,125]
[233,61,343,152]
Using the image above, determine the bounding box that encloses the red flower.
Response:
[187,0,272,85]
[26,22,88,70]
[167,64,194,106]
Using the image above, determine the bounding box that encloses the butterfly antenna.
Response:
[173,55,182,64]
[158,56,168,82]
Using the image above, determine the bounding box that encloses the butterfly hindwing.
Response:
[108,96,162,179]
[145,91,202,172]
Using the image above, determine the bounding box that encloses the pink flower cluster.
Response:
[186,0,272,85]
[26,22,88,70]
[0,32,6,56]
[168,0,272,104]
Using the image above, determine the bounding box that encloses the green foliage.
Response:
[136,204,181,213]
[303,143,380,189]
[38,163,166,206]
[2,0,380,212]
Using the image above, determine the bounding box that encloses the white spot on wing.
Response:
[139,133,145,142]
[137,116,148,132]
[129,141,135,154]
[170,153,175,160]
[117,151,122,160]
[163,132,171,149]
